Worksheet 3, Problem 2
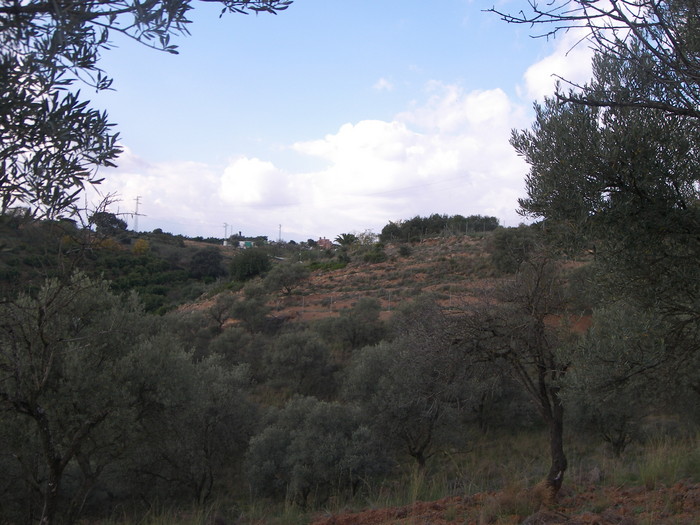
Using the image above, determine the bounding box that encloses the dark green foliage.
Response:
[229,282,273,334]
[0,274,262,522]
[89,211,127,234]
[163,309,220,358]
[208,326,257,367]
[121,355,258,505]
[380,214,499,242]
[245,396,390,506]
[564,262,602,315]
[264,261,310,294]
[512,48,700,443]
[363,244,387,263]
[190,236,224,244]
[344,296,477,467]
[564,302,673,456]
[189,246,226,281]
[91,250,193,312]
[488,225,538,274]
[0,275,153,522]
[379,220,403,242]
[398,244,412,257]
[229,248,271,282]
[313,297,386,353]
[263,330,336,398]
[513,51,700,312]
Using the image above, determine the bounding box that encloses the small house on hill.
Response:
[317,237,333,250]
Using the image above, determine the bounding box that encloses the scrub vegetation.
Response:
[3,0,700,523]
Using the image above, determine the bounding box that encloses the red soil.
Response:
[310,482,700,525]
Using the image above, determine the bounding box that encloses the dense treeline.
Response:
[379,214,499,242]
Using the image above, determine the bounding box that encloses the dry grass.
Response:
[97,431,700,525]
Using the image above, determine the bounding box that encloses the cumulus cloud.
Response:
[86,146,225,234]
[95,81,533,241]
[521,29,595,101]
[281,83,531,237]
[220,157,298,208]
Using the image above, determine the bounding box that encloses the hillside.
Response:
[183,234,499,325]
[2,219,699,525]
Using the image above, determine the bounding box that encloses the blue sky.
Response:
[87,0,593,241]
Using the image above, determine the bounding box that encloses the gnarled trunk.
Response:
[543,388,567,499]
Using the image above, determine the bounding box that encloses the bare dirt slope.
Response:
[273,235,499,323]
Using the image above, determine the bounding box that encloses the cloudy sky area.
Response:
[87,0,593,242]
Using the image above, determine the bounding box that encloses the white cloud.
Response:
[96,83,532,241]
[521,29,595,101]
[86,146,225,235]
[220,157,297,208]
[373,77,394,92]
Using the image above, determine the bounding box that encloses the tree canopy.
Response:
[489,1,700,118]
[513,50,700,319]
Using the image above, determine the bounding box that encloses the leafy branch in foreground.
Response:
[488,1,700,118]
[0,0,292,218]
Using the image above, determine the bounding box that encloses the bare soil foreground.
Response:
[309,482,700,525]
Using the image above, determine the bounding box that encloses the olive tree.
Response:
[0,273,262,523]
[119,355,258,505]
[263,330,336,398]
[564,302,672,456]
[0,274,154,523]
[512,50,700,392]
[313,297,386,354]
[459,252,574,499]
[344,295,477,468]
[264,261,310,295]
[229,248,271,282]
[245,396,389,507]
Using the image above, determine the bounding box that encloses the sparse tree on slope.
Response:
[264,261,310,295]
[459,250,573,500]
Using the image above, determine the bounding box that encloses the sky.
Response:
[86,0,594,242]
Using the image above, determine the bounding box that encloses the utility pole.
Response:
[133,196,145,232]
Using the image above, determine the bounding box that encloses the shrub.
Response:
[263,330,336,398]
[189,246,225,281]
[229,248,271,281]
[398,244,412,257]
[363,245,387,263]
[488,225,538,273]
[245,396,390,507]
